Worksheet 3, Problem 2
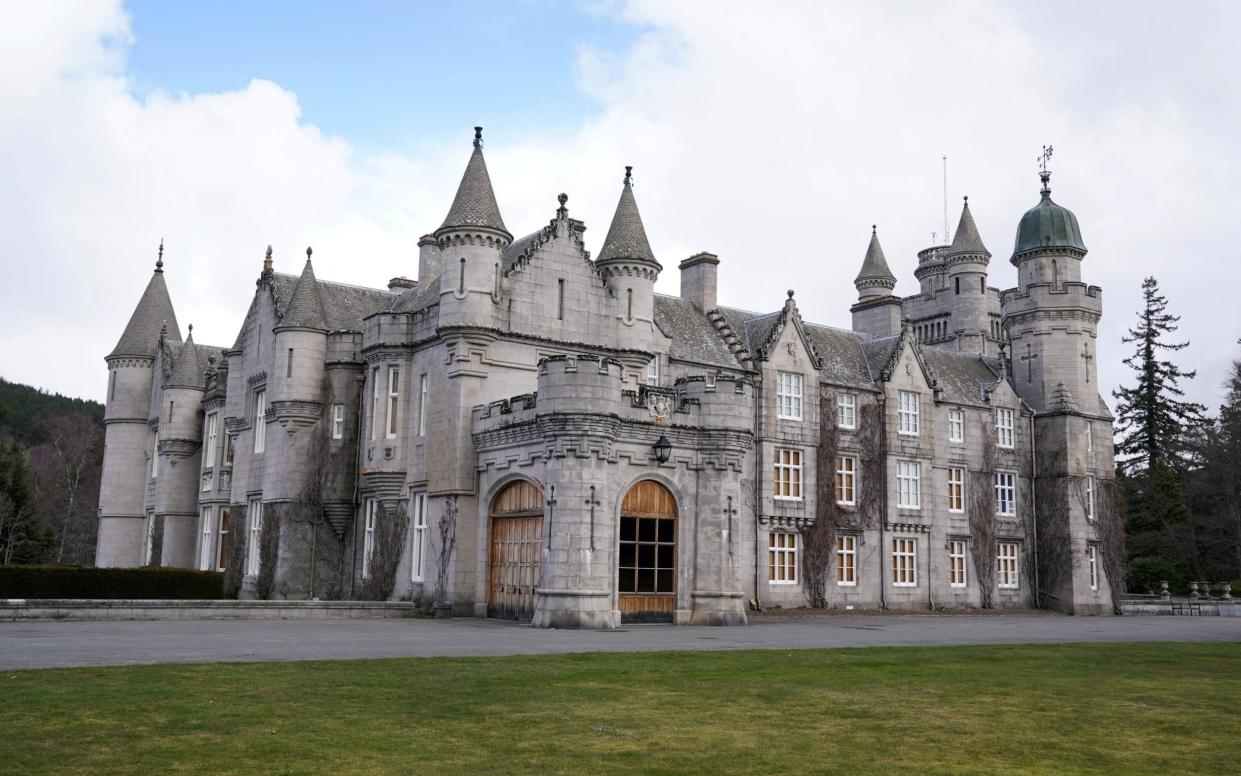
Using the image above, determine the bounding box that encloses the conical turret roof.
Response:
[597,167,658,266]
[946,197,990,258]
[108,253,181,359]
[439,127,508,235]
[166,329,205,389]
[854,226,896,287]
[280,253,328,330]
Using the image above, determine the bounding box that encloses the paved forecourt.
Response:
[2,614,1238,670]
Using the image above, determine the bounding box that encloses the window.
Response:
[836,535,856,586]
[386,366,400,438]
[418,374,429,436]
[109,370,116,401]
[252,390,266,454]
[203,412,218,473]
[995,472,1016,516]
[331,403,345,440]
[837,392,857,429]
[996,408,1014,449]
[955,277,960,295]
[835,455,857,505]
[143,512,155,565]
[949,540,967,587]
[199,507,215,571]
[773,448,803,500]
[362,499,378,578]
[410,492,428,583]
[557,278,565,320]
[768,532,797,584]
[947,467,965,513]
[1087,545,1099,591]
[286,347,294,378]
[222,431,234,467]
[246,498,263,576]
[647,358,660,387]
[1086,475,1096,521]
[776,372,803,420]
[150,430,158,478]
[896,460,920,509]
[1086,420,1093,454]
[369,366,380,440]
[898,391,920,435]
[948,408,964,443]
[997,542,1019,588]
[892,538,917,586]
[216,508,230,571]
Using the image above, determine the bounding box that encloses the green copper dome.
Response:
[1013,174,1086,257]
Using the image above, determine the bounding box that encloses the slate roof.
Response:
[386,278,441,315]
[439,135,508,234]
[919,347,1003,406]
[653,295,743,369]
[803,324,878,389]
[597,171,658,265]
[946,198,991,258]
[271,273,394,332]
[280,259,328,330]
[854,228,897,285]
[165,336,225,390]
[109,269,181,359]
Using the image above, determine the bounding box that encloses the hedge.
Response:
[0,565,225,600]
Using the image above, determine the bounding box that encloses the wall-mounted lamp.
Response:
[653,435,672,464]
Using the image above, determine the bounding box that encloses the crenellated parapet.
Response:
[1001,281,1103,331]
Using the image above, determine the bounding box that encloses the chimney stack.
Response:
[679,252,719,312]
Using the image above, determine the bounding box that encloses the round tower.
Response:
[436,127,511,329]
[850,226,902,338]
[595,166,662,361]
[154,328,207,568]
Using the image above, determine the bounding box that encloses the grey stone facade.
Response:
[96,131,1116,623]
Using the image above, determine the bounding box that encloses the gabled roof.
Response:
[439,128,508,235]
[945,197,990,258]
[597,168,658,266]
[653,295,743,370]
[279,258,328,330]
[109,268,181,359]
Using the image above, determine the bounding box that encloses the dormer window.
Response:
[776,372,803,421]
[898,391,920,436]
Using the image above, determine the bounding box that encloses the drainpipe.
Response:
[349,371,366,599]
[877,394,887,611]
[1029,410,1040,607]
[752,372,763,609]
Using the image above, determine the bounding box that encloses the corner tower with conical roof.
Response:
[943,197,996,354]
[98,243,182,567]
[850,226,903,337]
[596,166,662,358]
[153,325,209,567]
[436,127,511,329]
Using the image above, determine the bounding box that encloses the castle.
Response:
[96,128,1116,625]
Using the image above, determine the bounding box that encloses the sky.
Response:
[1,0,1238,414]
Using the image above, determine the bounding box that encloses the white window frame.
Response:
[948,408,964,443]
[896,460,921,509]
[410,492,428,583]
[898,391,920,436]
[142,512,155,565]
[837,393,857,430]
[892,538,917,587]
[772,448,803,501]
[222,431,233,467]
[1087,545,1099,591]
[150,430,159,479]
[949,539,967,587]
[199,506,215,571]
[1086,420,1094,454]
[418,374,429,436]
[776,371,803,421]
[768,532,798,585]
[362,498,378,579]
[835,455,857,505]
[246,498,263,577]
[646,358,660,387]
[1086,475,1096,521]
[836,535,856,586]
[369,366,380,440]
[996,408,1015,449]
[216,508,230,572]
[252,390,266,454]
[995,471,1016,517]
[203,412,218,472]
[947,467,965,513]
[997,542,1020,588]
[331,403,345,440]
[385,365,400,439]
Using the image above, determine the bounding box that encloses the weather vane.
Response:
[1038,144,1054,193]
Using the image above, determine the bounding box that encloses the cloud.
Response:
[1,0,1237,414]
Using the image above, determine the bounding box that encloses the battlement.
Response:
[1001,281,1103,310]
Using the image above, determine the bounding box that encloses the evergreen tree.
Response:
[1113,276,1206,473]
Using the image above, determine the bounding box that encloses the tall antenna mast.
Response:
[942,155,949,244]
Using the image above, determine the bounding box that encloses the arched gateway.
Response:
[487,480,544,621]
[618,480,678,623]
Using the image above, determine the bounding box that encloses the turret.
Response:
[596,166,662,356]
[271,250,328,430]
[97,242,181,567]
[850,227,902,338]
[436,127,511,329]
[154,325,207,567]
[944,197,992,352]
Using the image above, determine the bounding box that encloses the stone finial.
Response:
[155,238,164,272]
[306,246,313,261]
[263,244,273,271]
[473,126,483,149]
[624,165,633,186]
[556,192,568,219]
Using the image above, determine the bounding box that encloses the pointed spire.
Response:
[946,196,990,258]
[279,249,328,331]
[167,327,206,389]
[438,126,509,235]
[854,225,897,299]
[108,257,182,359]
[155,239,164,272]
[597,166,658,266]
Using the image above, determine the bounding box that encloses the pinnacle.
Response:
[946,196,990,257]
[439,127,509,235]
[597,167,658,265]
[854,227,896,286]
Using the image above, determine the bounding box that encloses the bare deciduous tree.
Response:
[357,500,409,601]
[29,414,101,565]
[432,496,458,607]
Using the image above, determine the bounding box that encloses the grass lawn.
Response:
[3,642,1239,775]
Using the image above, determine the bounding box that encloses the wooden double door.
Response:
[618,480,678,623]
[487,481,544,621]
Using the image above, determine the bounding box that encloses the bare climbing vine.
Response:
[357,500,409,601]
[802,390,839,608]
[969,424,998,608]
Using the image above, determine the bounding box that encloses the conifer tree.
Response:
[1112,276,1206,473]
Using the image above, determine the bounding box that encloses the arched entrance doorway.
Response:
[618,480,677,623]
[488,480,544,621]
